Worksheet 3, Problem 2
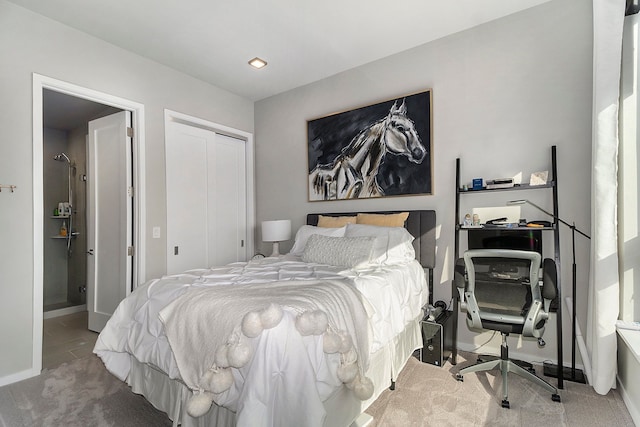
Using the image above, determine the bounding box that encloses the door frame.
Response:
[32,74,146,375]
[164,109,255,261]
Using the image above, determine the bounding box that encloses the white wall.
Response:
[618,12,640,423]
[617,333,640,425]
[0,0,253,382]
[255,0,593,366]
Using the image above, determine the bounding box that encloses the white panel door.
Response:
[166,121,247,275]
[207,134,247,266]
[165,123,209,274]
[87,111,133,333]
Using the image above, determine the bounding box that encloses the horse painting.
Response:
[308,97,429,201]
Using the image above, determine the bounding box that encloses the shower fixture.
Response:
[53,152,73,208]
[53,152,71,163]
[53,152,74,254]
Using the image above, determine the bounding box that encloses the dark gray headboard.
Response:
[307,210,437,303]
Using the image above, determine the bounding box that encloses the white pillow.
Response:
[301,234,375,268]
[289,225,346,256]
[344,223,415,264]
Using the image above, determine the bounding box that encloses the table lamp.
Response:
[261,219,291,257]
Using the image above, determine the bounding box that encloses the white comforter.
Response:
[94,255,428,426]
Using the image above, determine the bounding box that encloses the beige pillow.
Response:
[356,212,409,227]
[317,215,357,228]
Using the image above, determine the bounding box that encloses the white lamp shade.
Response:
[261,220,291,242]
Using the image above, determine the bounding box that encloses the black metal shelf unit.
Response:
[451,145,564,390]
[457,182,555,194]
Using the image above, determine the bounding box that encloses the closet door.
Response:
[165,122,247,274]
[207,133,247,266]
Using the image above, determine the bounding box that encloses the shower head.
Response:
[53,152,71,163]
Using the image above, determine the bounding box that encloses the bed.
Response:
[94,210,436,427]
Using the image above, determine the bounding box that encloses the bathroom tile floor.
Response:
[42,311,98,370]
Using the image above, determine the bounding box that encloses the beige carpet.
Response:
[0,356,172,426]
[0,353,634,426]
[366,353,635,427]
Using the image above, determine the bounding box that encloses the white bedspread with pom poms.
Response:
[158,279,373,423]
[93,256,428,426]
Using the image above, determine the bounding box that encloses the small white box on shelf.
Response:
[529,171,549,186]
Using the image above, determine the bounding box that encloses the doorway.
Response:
[42,89,121,319]
[32,74,146,375]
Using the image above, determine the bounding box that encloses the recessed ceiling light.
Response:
[248,57,267,69]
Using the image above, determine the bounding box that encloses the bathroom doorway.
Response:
[42,89,122,319]
[33,74,146,375]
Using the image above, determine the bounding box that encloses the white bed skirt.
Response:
[126,316,423,427]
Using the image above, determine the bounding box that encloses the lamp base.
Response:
[543,362,587,384]
[269,242,281,257]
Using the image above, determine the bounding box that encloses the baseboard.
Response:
[0,367,38,387]
[455,342,586,374]
[617,374,640,426]
[43,304,87,319]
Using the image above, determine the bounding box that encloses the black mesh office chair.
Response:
[454,249,561,408]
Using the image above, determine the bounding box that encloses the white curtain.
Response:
[587,0,625,395]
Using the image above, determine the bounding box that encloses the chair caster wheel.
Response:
[455,373,464,382]
[552,394,561,403]
[501,400,510,409]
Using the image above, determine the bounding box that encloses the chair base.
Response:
[476,354,536,374]
[456,357,561,408]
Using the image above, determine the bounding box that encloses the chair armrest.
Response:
[523,300,547,338]
[463,290,483,332]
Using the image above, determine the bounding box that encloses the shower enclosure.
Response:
[43,128,87,317]
[53,152,75,253]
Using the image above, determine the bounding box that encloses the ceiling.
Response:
[10,0,550,101]
[43,89,121,130]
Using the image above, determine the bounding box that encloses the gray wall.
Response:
[0,0,595,383]
[66,126,88,306]
[43,126,88,309]
[0,0,253,381]
[255,0,593,364]
[43,128,70,307]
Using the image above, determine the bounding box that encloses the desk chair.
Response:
[454,249,561,408]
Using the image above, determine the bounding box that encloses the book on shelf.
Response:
[486,182,515,189]
[485,178,515,190]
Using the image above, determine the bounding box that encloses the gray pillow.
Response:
[301,234,375,268]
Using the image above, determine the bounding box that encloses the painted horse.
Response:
[309,99,427,200]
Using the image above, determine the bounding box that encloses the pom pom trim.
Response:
[192,304,372,413]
